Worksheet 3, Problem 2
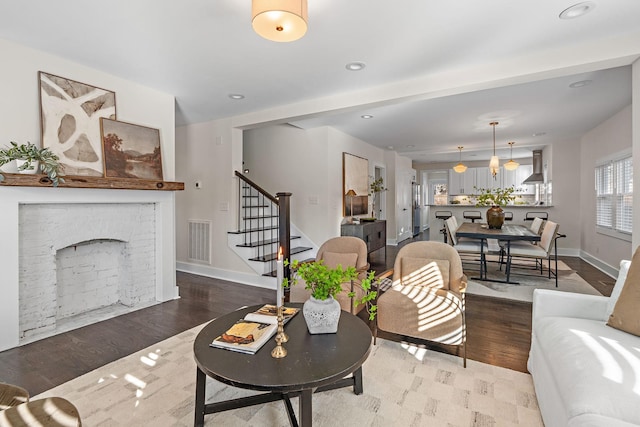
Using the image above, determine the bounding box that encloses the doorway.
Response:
[373,165,386,220]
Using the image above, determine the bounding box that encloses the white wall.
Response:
[174,119,253,280]
[633,59,640,253]
[547,139,581,254]
[242,125,389,246]
[0,38,178,351]
[580,105,633,271]
[0,38,176,180]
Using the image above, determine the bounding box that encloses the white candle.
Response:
[276,247,283,307]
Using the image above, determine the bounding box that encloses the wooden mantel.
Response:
[0,173,184,191]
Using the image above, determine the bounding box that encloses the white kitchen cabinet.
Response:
[475,167,502,191]
[503,164,535,193]
[448,168,476,195]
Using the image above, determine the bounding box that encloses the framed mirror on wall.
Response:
[342,152,369,216]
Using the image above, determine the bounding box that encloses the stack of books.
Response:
[209,305,299,354]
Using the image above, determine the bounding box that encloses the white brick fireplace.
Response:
[0,187,179,351]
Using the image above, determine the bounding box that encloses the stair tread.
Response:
[236,236,301,248]
[242,215,278,220]
[249,246,312,262]
[228,225,278,234]
[263,257,315,277]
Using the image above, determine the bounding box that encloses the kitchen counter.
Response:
[430,204,553,208]
[428,205,553,242]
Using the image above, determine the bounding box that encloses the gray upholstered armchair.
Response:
[289,236,370,314]
[375,241,467,367]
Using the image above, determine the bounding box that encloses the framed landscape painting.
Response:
[100,118,163,180]
[39,71,116,176]
[342,152,369,216]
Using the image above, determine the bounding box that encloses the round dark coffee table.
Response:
[193,303,372,427]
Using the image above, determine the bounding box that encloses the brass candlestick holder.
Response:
[271,306,287,358]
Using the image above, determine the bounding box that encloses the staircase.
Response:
[228,171,314,277]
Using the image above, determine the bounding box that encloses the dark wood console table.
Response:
[341,220,386,258]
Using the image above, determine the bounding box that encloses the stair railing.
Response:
[234,171,291,282]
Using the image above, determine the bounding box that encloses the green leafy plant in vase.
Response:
[0,142,65,186]
[368,177,387,219]
[474,186,516,229]
[284,259,378,333]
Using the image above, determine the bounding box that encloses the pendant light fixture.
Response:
[489,121,500,180]
[252,0,308,42]
[453,146,468,173]
[503,141,520,171]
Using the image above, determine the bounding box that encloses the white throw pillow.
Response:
[606,259,631,317]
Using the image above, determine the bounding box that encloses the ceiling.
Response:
[0,1,638,163]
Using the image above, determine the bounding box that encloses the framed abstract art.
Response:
[39,71,116,176]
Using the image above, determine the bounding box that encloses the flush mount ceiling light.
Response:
[453,146,468,173]
[228,94,245,100]
[559,1,596,19]
[252,0,308,42]
[489,122,500,180]
[361,114,373,119]
[503,142,520,171]
[346,62,366,71]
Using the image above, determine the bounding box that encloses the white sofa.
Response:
[528,261,640,427]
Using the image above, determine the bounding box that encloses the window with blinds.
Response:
[595,154,632,239]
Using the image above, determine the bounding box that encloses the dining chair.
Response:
[506,216,544,250]
[374,241,467,367]
[289,236,370,314]
[444,217,488,276]
[503,211,513,221]
[506,221,561,286]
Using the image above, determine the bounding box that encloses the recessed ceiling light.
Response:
[559,2,596,19]
[361,114,373,119]
[533,132,547,137]
[228,94,245,100]
[569,80,592,88]
[345,62,366,71]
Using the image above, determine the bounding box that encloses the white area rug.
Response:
[35,324,544,426]
[464,259,601,303]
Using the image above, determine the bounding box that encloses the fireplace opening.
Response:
[19,203,158,344]
[56,239,129,321]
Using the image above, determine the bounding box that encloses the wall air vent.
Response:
[188,220,211,264]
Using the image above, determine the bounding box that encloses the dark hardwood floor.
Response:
[0,232,614,396]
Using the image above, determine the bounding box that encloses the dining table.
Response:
[455,222,541,284]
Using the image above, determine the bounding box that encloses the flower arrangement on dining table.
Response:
[473,186,517,207]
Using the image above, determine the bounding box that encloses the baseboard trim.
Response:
[177,248,620,290]
[579,251,618,279]
[176,262,275,290]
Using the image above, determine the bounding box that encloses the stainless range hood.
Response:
[523,149,545,184]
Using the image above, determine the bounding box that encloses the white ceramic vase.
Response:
[15,159,39,174]
[303,296,341,334]
[0,160,19,174]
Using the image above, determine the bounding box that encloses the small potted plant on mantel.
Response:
[474,186,516,229]
[0,141,65,186]
[284,259,378,334]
